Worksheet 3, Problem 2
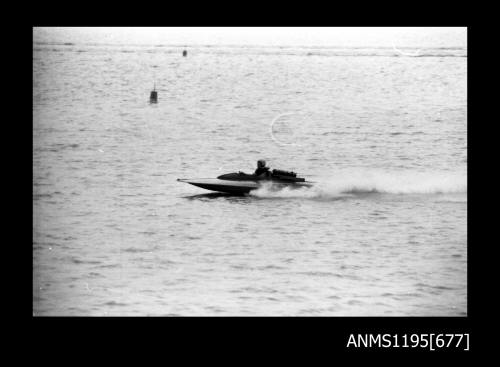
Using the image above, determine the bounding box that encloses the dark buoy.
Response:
[150,82,158,103]
[182,49,187,57]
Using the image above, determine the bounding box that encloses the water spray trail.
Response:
[250,169,466,199]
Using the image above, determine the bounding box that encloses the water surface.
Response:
[33,41,467,316]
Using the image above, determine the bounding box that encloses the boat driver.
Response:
[254,159,270,177]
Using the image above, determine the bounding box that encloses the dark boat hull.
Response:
[177,178,313,194]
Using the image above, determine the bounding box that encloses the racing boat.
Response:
[178,169,314,194]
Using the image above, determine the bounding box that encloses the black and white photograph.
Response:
[33,27,467,317]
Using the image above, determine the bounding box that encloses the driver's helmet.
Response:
[257,159,266,168]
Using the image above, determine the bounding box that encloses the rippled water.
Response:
[33,41,467,316]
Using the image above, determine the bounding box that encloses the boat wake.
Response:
[250,169,467,200]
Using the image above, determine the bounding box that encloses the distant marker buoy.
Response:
[182,50,187,57]
[150,82,158,103]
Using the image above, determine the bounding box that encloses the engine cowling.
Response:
[272,169,296,177]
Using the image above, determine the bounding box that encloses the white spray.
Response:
[250,168,467,199]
